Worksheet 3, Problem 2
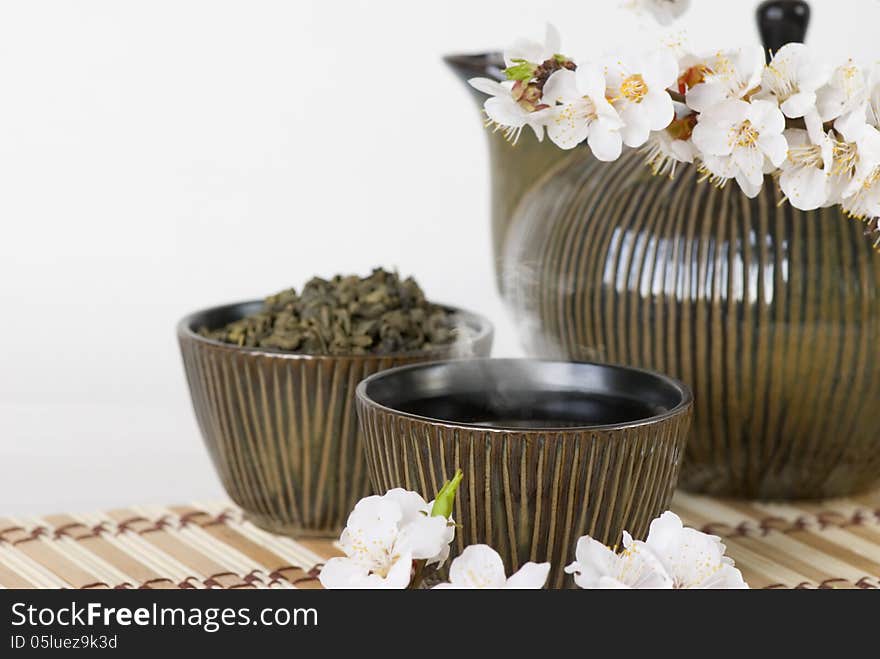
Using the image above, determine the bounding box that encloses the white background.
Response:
[1,0,877,513]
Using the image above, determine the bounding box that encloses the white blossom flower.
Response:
[759,43,828,124]
[643,112,698,177]
[319,488,454,589]
[504,23,561,68]
[603,51,678,148]
[477,24,880,224]
[421,497,455,567]
[692,98,788,197]
[780,128,835,210]
[832,105,880,219]
[816,60,868,122]
[566,512,748,589]
[643,512,749,589]
[432,545,550,589]
[625,0,691,26]
[565,531,673,589]
[841,167,880,220]
[683,47,765,113]
[829,105,880,201]
[468,77,551,144]
[866,63,880,129]
[542,65,624,159]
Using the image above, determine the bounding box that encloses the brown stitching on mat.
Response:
[203,572,239,588]
[698,507,880,538]
[139,578,176,589]
[737,576,880,590]
[67,568,877,590]
[53,522,88,537]
[291,565,323,585]
[268,565,310,582]
[0,526,25,535]
[116,516,149,533]
[815,511,855,529]
[54,522,108,541]
[179,511,211,527]
[179,510,232,528]
[0,526,25,544]
[816,578,851,589]
[91,521,110,536]
[103,564,880,590]
[116,515,173,535]
[242,570,266,586]
[757,516,792,534]
[0,526,46,545]
[12,527,48,545]
[3,510,244,545]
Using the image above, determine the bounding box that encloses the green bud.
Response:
[430,469,463,519]
[504,59,537,82]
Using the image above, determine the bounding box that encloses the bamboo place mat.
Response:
[1,491,878,589]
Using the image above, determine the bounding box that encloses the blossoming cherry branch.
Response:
[468,25,880,245]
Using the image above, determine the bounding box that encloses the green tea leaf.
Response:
[201,268,463,356]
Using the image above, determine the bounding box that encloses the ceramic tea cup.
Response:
[356,358,693,588]
[178,300,493,538]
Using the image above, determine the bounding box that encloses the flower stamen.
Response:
[731,119,760,148]
[842,166,880,220]
[787,143,826,169]
[697,162,729,188]
[619,73,649,103]
[832,139,860,177]
[482,110,525,144]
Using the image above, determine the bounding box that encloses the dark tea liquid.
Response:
[394,390,663,429]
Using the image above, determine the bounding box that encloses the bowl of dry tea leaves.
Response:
[178,268,493,537]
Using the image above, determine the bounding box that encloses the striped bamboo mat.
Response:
[1,491,878,589]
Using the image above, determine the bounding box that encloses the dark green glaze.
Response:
[178,301,493,537]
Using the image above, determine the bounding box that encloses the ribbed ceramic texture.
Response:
[358,400,692,589]
[179,312,493,538]
[501,147,880,499]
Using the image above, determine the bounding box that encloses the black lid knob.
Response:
[757,0,810,59]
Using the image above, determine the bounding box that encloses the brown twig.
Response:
[668,89,687,104]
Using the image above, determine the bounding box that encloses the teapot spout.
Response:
[443,52,506,94]
[445,52,572,292]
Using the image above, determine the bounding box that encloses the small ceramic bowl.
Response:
[356,358,693,588]
[178,300,493,538]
